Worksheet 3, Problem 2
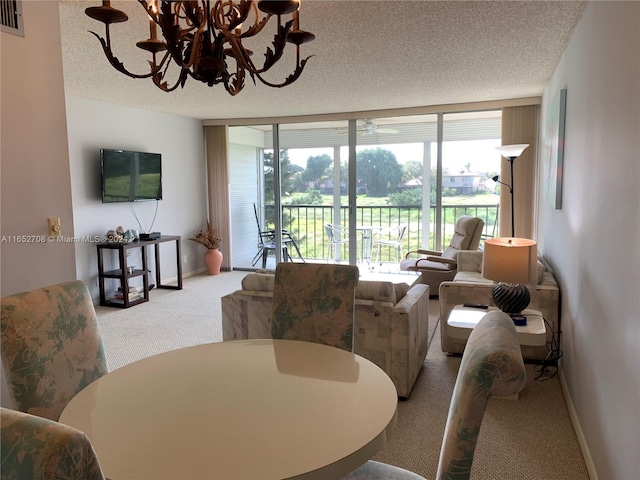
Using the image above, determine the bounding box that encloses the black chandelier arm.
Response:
[211,0,257,33]
[184,29,207,70]
[252,54,313,88]
[224,39,254,72]
[175,1,205,30]
[138,0,157,22]
[224,18,293,78]
[225,66,246,96]
[225,2,271,39]
[209,1,275,74]
[157,4,205,70]
[153,64,190,92]
[238,13,270,38]
[89,31,159,80]
[253,19,294,74]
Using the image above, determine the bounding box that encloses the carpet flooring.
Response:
[96,271,589,479]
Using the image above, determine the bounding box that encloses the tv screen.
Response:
[101,149,162,203]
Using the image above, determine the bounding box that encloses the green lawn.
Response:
[277,193,498,261]
[289,192,498,207]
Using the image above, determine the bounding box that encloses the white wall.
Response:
[1,1,76,295]
[537,3,639,479]
[65,96,208,299]
[0,1,209,407]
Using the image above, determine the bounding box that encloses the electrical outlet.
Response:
[48,217,61,237]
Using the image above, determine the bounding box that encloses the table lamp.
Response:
[482,237,537,325]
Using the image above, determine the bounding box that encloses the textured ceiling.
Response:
[59,1,587,121]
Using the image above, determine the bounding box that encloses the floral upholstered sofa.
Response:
[222,273,430,398]
[439,250,560,360]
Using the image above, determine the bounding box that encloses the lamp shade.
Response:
[496,144,529,159]
[482,238,537,284]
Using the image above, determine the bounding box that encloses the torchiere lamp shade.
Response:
[495,144,529,159]
[482,238,537,315]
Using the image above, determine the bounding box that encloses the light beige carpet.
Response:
[96,271,589,479]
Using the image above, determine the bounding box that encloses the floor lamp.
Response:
[494,144,529,237]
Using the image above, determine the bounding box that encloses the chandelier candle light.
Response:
[85,0,315,94]
[482,237,537,325]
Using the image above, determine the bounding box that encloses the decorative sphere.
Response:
[492,283,530,314]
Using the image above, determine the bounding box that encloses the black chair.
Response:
[252,204,303,268]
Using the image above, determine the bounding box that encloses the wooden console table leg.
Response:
[141,243,149,301]
[155,243,162,287]
[175,238,183,289]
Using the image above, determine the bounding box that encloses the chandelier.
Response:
[85,0,315,95]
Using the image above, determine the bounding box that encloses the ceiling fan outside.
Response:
[360,119,399,135]
[335,119,399,135]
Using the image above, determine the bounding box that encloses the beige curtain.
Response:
[205,126,231,271]
[500,105,540,239]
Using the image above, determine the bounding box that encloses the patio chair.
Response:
[325,223,350,262]
[342,310,526,480]
[400,216,484,295]
[1,407,106,480]
[372,224,407,264]
[271,263,359,351]
[0,281,109,421]
[252,204,303,268]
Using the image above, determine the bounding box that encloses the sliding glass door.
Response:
[227,109,501,270]
[276,120,351,264]
[438,112,502,247]
[354,115,436,270]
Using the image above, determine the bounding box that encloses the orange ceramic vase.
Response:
[204,248,223,275]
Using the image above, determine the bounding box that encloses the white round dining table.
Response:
[59,339,398,480]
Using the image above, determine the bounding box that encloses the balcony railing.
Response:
[265,204,499,263]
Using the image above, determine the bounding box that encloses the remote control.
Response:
[463,303,489,309]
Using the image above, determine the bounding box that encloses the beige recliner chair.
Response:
[400,216,484,296]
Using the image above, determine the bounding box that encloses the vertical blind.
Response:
[501,105,540,239]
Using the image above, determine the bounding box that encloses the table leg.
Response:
[361,229,373,270]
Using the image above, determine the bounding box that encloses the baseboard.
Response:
[559,364,598,480]
[144,267,212,285]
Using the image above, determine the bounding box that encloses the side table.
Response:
[97,235,182,308]
[447,305,546,347]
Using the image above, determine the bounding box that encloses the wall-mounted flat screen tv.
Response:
[101,149,162,203]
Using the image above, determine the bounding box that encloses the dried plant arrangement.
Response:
[189,222,222,250]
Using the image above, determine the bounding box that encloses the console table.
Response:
[97,235,182,308]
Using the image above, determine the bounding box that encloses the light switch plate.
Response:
[48,217,61,237]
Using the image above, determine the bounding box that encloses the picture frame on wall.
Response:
[543,88,567,209]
